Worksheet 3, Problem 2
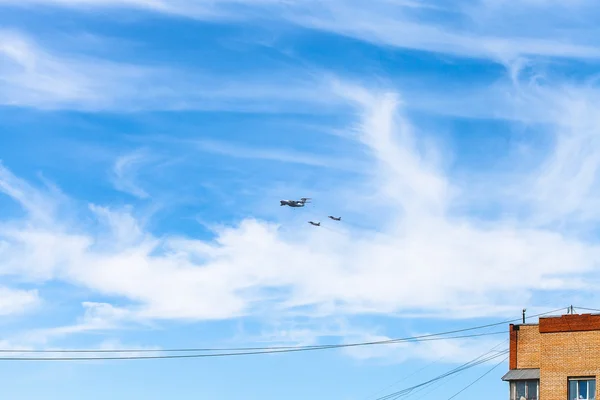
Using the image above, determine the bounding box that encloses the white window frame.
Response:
[569,377,596,400]
[510,379,539,400]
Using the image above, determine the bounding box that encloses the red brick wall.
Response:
[539,330,600,400]
[516,325,541,369]
[510,324,517,370]
[540,314,600,333]
[511,314,600,400]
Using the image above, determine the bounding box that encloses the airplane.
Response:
[328,216,341,221]
[280,198,311,207]
[308,221,320,226]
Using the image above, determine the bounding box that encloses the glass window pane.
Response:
[570,381,578,400]
[580,381,588,398]
[526,380,539,400]
[516,381,526,398]
[590,380,596,400]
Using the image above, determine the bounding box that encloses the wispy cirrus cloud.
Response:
[193,139,367,172]
[111,151,151,199]
[1,80,598,333]
[0,29,160,110]
[2,0,599,64]
[3,0,600,391]
[285,2,600,63]
[0,161,60,225]
[2,21,596,123]
[0,29,340,112]
[0,0,285,17]
[524,88,600,227]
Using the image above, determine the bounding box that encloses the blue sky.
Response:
[1,0,600,398]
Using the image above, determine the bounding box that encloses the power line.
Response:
[363,305,563,399]
[0,331,506,354]
[573,306,600,313]
[366,304,590,400]
[359,353,447,400]
[372,340,509,400]
[372,349,509,400]
[362,324,502,400]
[399,340,509,399]
[417,304,596,400]
[0,306,564,357]
[0,332,507,361]
[0,307,565,361]
[445,355,508,399]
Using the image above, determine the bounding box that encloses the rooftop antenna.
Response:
[522,308,526,323]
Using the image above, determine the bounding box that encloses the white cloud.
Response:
[0,336,161,359]
[1,81,598,329]
[111,151,151,199]
[525,89,600,226]
[0,29,162,109]
[250,317,509,366]
[340,331,507,367]
[0,287,40,316]
[3,0,599,64]
[0,161,58,225]
[332,82,454,218]
[193,138,366,172]
[230,316,509,368]
[0,29,340,111]
[20,302,139,346]
[0,0,284,17]
[423,78,600,228]
[0,0,175,14]
[286,2,600,63]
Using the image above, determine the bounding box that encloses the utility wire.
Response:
[445,355,508,399]
[384,348,508,400]
[398,340,509,400]
[363,306,563,400]
[372,349,509,400]
[364,324,503,400]
[378,351,509,400]
[0,307,564,356]
[360,353,447,400]
[0,331,506,354]
[420,305,596,400]
[0,307,564,361]
[0,332,507,361]
[573,306,600,313]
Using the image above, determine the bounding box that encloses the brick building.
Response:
[501,313,600,400]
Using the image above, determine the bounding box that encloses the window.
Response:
[510,380,539,400]
[569,377,596,400]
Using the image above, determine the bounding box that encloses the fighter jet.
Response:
[328,216,341,221]
[280,198,311,207]
[308,221,320,226]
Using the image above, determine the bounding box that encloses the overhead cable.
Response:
[0,332,506,361]
[395,340,509,399]
[372,349,509,400]
[0,306,564,358]
[445,355,508,399]
[0,331,506,354]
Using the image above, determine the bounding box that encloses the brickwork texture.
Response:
[516,325,541,369]
[510,314,600,400]
[539,330,600,400]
